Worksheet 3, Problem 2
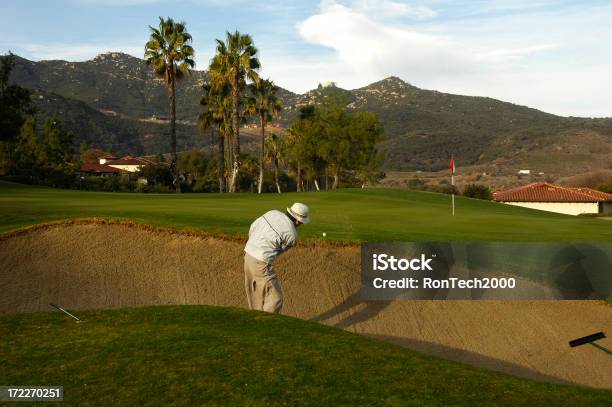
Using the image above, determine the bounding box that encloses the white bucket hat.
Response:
[287,202,310,224]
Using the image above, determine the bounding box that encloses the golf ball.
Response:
[322,232,326,237]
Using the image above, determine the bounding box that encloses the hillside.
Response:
[11,53,207,120]
[9,53,612,173]
[30,88,210,156]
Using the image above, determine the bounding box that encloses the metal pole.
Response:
[451,174,455,216]
[590,342,612,356]
[49,303,82,322]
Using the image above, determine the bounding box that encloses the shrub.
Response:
[406,177,426,191]
[428,183,458,195]
[463,183,492,200]
[595,183,612,194]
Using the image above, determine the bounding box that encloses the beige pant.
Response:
[244,253,284,313]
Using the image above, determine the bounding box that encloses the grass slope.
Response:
[2,181,612,241]
[1,306,610,406]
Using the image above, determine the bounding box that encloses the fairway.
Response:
[1,181,612,241]
[1,306,611,406]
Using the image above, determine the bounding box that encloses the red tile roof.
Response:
[88,149,117,160]
[79,163,122,174]
[493,183,612,203]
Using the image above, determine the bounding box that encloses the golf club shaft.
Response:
[49,303,81,321]
[589,342,612,356]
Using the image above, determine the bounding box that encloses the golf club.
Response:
[49,303,82,322]
[569,332,612,356]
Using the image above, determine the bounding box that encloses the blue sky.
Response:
[1,0,612,117]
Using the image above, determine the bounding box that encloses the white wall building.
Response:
[493,183,612,216]
[105,156,153,173]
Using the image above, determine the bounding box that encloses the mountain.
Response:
[9,53,612,174]
[30,88,208,155]
[11,52,207,120]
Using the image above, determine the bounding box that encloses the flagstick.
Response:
[451,174,455,217]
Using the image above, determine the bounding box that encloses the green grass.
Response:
[1,181,612,241]
[1,306,610,406]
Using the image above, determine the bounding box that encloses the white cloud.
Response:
[285,0,612,117]
[71,0,160,5]
[350,0,437,19]
[296,2,475,84]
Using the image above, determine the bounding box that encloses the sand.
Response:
[1,223,611,388]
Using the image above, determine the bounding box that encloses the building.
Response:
[104,156,154,173]
[78,163,122,177]
[83,149,117,164]
[493,182,612,216]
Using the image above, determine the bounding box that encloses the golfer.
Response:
[244,202,310,313]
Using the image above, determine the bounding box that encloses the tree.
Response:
[138,163,173,188]
[317,98,351,189]
[144,17,195,193]
[348,111,385,188]
[265,133,284,193]
[177,151,217,192]
[239,155,259,192]
[286,100,385,190]
[42,115,72,165]
[13,116,43,175]
[78,141,89,162]
[463,183,492,200]
[247,78,281,193]
[209,30,260,192]
[198,82,232,192]
[81,148,101,164]
[596,183,612,194]
[286,105,321,191]
[0,52,33,173]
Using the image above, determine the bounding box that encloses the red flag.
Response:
[449,157,456,174]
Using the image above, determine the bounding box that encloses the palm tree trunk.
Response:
[168,68,180,193]
[217,128,225,193]
[296,160,301,192]
[257,112,265,194]
[274,159,281,193]
[325,166,329,190]
[226,131,232,189]
[229,76,240,192]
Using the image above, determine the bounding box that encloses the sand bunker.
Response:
[1,223,611,389]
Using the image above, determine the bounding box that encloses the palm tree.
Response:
[198,82,231,192]
[209,31,260,192]
[247,78,281,194]
[144,17,195,192]
[265,133,284,194]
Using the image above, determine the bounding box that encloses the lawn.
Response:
[1,181,612,241]
[1,306,610,406]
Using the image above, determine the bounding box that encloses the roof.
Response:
[106,156,153,166]
[88,149,117,160]
[79,163,122,174]
[493,183,612,203]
